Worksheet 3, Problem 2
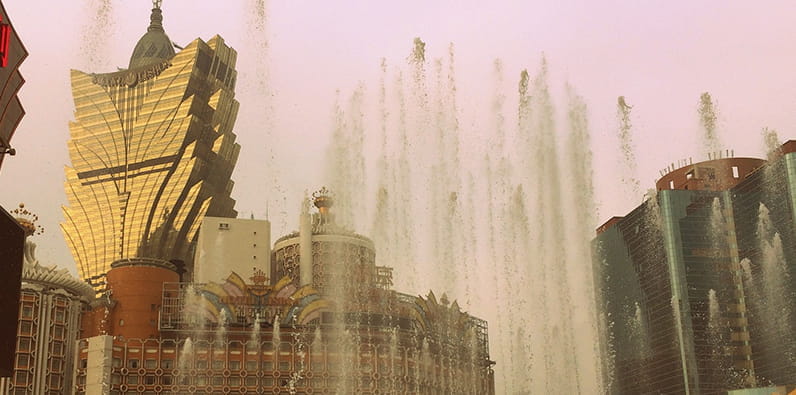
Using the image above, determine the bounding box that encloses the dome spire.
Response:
[148,0,165,33]
[128,0,175,69]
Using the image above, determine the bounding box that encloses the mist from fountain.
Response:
[249,313,261,350]
[629,302,651,360]
[617,96,640,196]
[243,0,289,230]
[698,92,722,153]
[707,289,721,344]
[740,258,756,302]
[762,128,781,158]
[215,309,229,348]
[176,337,194,385]
[273,313,281,346]
[79,0,114,71]
[756,204,793,357]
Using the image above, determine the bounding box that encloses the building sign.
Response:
[0,16,9,67]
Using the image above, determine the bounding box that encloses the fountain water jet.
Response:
[698,92,722,153]
[616,96,641,196]
[320,41,603,393]
[756,204,792,338]
[79,0,114,71]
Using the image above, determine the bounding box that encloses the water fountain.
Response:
[755,204,793,355]
[176,337,194,385]
[617,96,640,196]
[317,37,603,392]
[215,309,229,346]
[629,302,651,360]
[250,313,261,350]
[698,92,722,153]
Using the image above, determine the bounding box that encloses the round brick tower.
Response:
[106,258,178,339]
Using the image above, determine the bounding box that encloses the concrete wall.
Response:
[83,335,112,395]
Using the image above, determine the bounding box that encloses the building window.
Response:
[15,354,28,368]
[52,341,64,356]
[19,321,32,335]
[145,375,155,385]
[112,358,121,368]
[246,360,257,371]
[212,360,224,369]
[15,371,28,385]
[128,359,139,368]
[145,359,157,369]
[229,360,241,370]
[20,305,33,319]
[732,166,740,178]
[219,223,230,230]
[53,326,65,340]
[127,376,138,384]
[54,309,65,324]
[17,338,30,351]
[162,359,173,369]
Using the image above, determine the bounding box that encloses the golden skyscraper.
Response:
[62,4,240,292]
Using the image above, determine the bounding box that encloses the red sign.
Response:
[0,16,10,67]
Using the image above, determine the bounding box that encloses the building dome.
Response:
[128,6,175,69]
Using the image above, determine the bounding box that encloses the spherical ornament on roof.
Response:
[312,186,334,210]
[11,203,43,237]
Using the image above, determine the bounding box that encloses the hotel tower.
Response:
[61,2,240,292]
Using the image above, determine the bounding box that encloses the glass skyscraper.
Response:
[61,4,240,292]
[594,146,796,393]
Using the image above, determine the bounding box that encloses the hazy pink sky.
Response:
[3,0,796,272]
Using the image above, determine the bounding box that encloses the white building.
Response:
[194,217,271,284]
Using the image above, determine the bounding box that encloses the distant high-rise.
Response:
[61,4,240,292]
[594,143,796,393]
